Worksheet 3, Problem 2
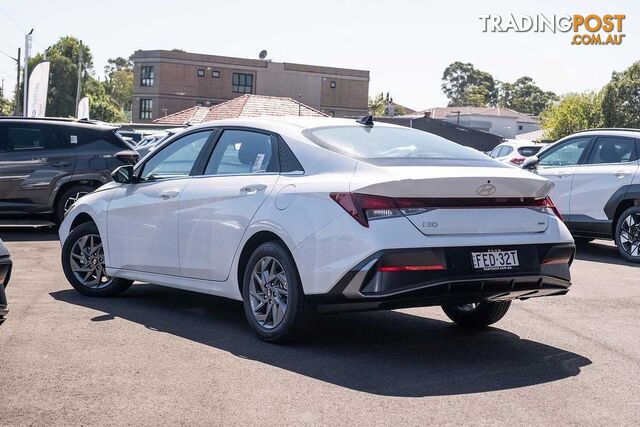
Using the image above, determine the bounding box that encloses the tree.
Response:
[601,61,640,128]
[104,57,133,113]
[0,86,14,115]
[540,92,604,140]
[498,77,557,116]
[84,77,125,123]
[441,62,498,107]
[368,92,385,116]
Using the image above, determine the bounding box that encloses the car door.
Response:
[536,136,592,216]
[107,130,214,275]
[178,128,280,281]
[0,122,76,212]
[570,136,639,225]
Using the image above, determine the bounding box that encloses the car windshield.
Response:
[304,125,498,166]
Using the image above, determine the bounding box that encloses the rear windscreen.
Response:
[303,125,499,166]
[517,146,542,157]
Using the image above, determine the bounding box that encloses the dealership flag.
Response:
[27,61,50,117]
[78,97,90,120]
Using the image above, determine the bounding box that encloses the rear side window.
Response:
[518,146,541,157]
[587,137,637,164]
[0,124,66,151]
[64,127,135,150]
[204,130,277,175]
[304,126,491,165]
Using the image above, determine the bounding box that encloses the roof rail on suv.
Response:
[0,116,105,125]
[574,128,640,134]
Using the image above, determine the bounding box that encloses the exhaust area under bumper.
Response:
[309,243,574,314]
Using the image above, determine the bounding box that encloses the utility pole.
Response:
[75,40,83,117]
[13,47,20,115]
[22,29,33,116]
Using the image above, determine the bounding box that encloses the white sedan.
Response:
[59,117,575,342]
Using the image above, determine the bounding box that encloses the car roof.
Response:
[570,128,640,138]
[185,116,401,134]
[0,116,118,132]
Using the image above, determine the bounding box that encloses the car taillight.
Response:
[510,156,526,165]
[533,197,563,221]
[330,193,400,227]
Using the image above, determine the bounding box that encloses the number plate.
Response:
[471,250,519,271]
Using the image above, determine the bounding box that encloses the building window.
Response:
[212,70,220,78]
[328,110,335,117]
[140,66,154,86]
[518,125,523,131]
[232,73,253,93]
[330,81,336,89]
[196,101,204,107]
[197,69,205,77]
[140,99,153,119]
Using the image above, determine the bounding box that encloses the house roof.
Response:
[418,106,539,124]
[153,94,327,125]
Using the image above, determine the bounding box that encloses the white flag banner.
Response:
[27,61,50,117]
[77,97,90,120]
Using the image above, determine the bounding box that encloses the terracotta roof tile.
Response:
[154,94,327,125]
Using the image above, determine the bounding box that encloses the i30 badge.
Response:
[476,183,496,196]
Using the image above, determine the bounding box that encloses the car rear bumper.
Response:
[308,243,575,313]
[0,256,12,321]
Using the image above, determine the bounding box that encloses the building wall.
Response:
[443,115,539,139]
[132,50,369,122]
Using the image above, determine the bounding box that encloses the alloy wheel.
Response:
[69,234,112,289]
[249,256,288,329]
[64,191,90,213]
[619,212,640,257]
[457,302,480,312]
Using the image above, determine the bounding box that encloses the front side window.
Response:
[140,66,154,86]
[232,73,253,93]
[538,137,591,167]
[0,124,65,151]
[587,137,637,164]
[204,130,275,175]
[140,99,153,119]
[304,126,492,166]
[140,131,212,180]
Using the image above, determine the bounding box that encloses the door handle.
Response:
[240,184,267,194]
[613,171,627,178]
[553,171,571,178]
[52,161,71,167]
[159,190,180,200]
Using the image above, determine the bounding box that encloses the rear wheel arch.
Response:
[236,230,295,297]
[612,199,640,236]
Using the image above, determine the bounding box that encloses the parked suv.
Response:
[489,139,545,166]
[531,128,640,262]
[0,118,138,222]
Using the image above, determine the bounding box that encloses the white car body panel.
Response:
[60,117,573,304]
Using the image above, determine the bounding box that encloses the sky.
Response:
[0,0,638,111]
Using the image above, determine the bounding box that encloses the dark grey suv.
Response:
[0,118,138,222]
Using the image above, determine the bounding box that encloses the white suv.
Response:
[489,139,545,166]
[531,129,640,262]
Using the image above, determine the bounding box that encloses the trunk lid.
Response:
[350,163,554,236]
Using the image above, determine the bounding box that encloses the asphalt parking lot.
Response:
[0,228,638,425]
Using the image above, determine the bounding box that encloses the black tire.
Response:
[614,206,640,263]
[242,241,315,343]
[442,301,511,328]
[61,222,133,297]
[55,185,95,223]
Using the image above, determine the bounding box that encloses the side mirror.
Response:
[521,156,539,170]
[112,165,135,184]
